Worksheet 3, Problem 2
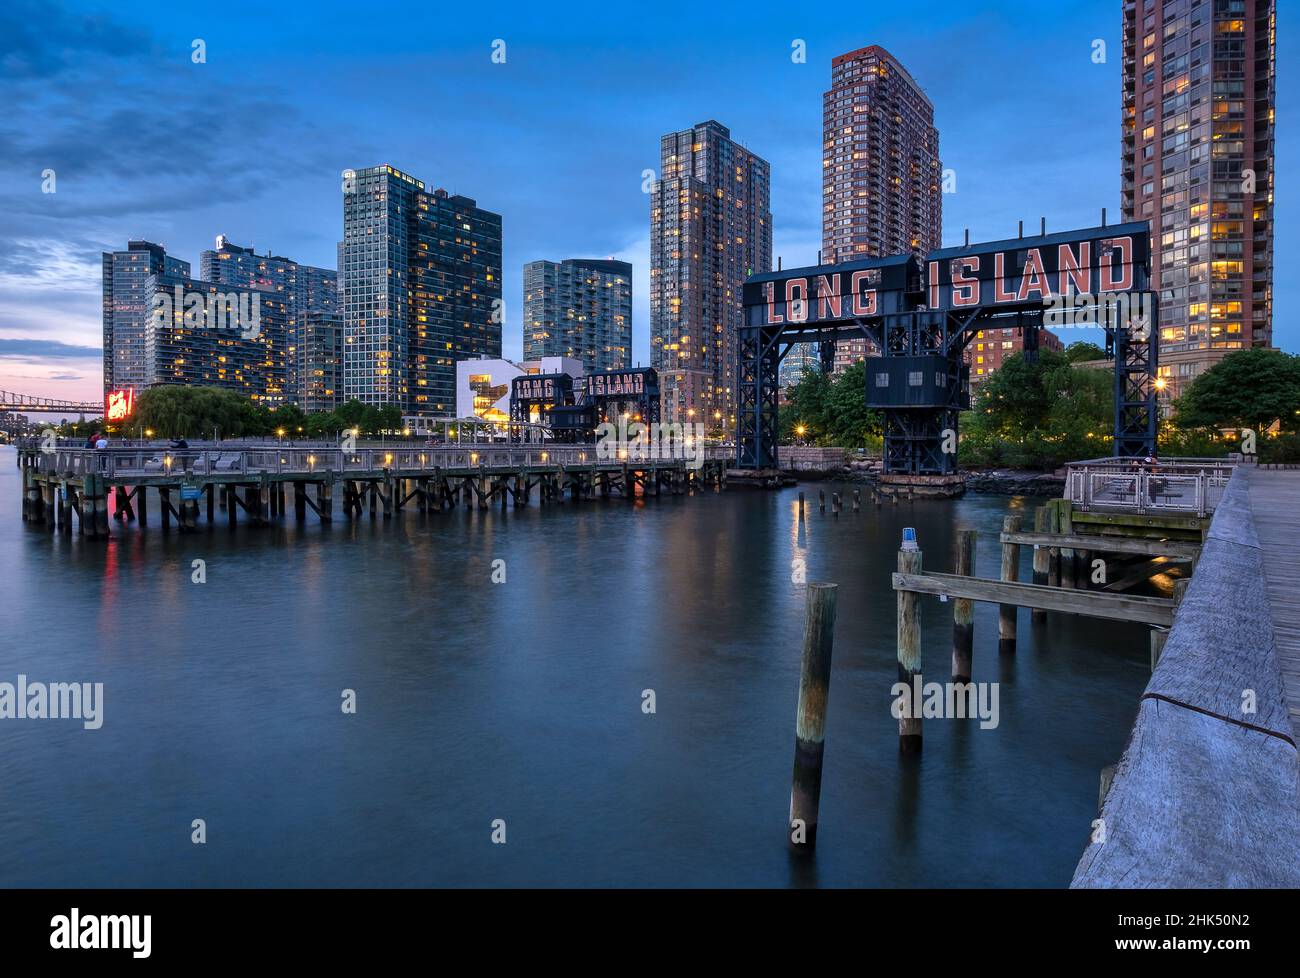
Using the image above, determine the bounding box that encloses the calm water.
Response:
[0,445,1148,887]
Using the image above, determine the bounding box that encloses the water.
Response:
[0,446,1148,887]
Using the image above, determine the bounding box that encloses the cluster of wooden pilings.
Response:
[787,495,1202,856]
[890,499,1199,753]
[18,450,728,539]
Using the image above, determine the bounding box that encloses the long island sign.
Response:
[743,222,1151,329]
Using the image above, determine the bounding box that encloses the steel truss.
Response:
[735,296,1157,473]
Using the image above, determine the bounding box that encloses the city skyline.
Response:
[2,0,1295,407]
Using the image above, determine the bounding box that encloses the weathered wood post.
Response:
[59,483,72,535]
[295,482,307,521]
[852,489,860,512]
[320,478,334,523]
[819,489,825,511]
[95,478,110,537]
[1047,500,1061,589]
[1054,498,1076,589]
[383,471,394,519]
[1032,506,1049,624]
[897,528,923,753]
[798,491,805,515]
[831,492,841,514]
[114,485,128,522]
[952,529,976,683]
[789,582,838,856]
[1149,628,1168,672]
[160,487,172,530]
[998,515,1022,654]
[206,485,215,524]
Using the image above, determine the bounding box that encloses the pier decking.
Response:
[17,442,732,537]
[1072,464,1300,888]
[1247,467,1300,738]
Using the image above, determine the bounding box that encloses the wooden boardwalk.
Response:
[1248,467,1300,738]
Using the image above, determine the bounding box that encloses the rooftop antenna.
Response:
[964,228,970,247]
[1018,220,1024,239]
[778,256,783,271]
[1101,207,1108,227]
[1040,217,1046,236]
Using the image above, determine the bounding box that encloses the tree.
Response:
[1065,341,1108,363]
[960,349,1113,468]
[780,362,881,449]
[1173,349,1300,435]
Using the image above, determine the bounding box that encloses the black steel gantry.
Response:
[736,223,1158,473]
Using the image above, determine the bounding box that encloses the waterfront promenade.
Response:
[1073,465,1300,888]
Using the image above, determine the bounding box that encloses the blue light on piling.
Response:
[901,527,919,551]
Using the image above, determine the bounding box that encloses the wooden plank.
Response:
[891,571,1174,626]
[1248,468,1300,734]
[1001,530,1200,559]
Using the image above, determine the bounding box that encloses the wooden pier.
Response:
[17,443,731,538]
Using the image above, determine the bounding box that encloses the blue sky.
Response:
[0,0,1293,402]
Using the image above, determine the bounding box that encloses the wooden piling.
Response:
[819,489,825,511]
[798,491,805,514]
[832,492,841,514]
[1150,628,1168,672]
[952,529,976,683]
[897,530,923,753]
[1032,506,1049,624]
[852,489,860,512]
[998,515,1022,654]
[789,582,838,856]
[321,479,334,523]
[1047,501,1061,589]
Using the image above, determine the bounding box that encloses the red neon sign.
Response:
[105,388,135,422]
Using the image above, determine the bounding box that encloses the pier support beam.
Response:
[1032,507,1049,624]
[789,582,838,856]
[952,529,976,683]
[897,529,923,753]
[998,516,1022,654]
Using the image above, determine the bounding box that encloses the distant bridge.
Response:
[0,389,101,416]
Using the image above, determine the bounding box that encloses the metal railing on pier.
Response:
[1064,456,1241,518]
[26,444,733,480]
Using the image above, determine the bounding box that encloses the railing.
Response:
[23,444,732,480]
[1064,456,1241,518]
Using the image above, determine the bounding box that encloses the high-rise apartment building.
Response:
[1122,0,1274,397]
[296,310,344,413]
[523,258,632,372]
[650,121,772,425]
[102,241,191,393]
[822,45,942,371]
[140,272,290,404]
[340,164,502,416]
[966,327,1065,387]
[201,236,337,405]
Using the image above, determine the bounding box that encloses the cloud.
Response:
[0,338,101,359]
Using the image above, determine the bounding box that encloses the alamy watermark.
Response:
[595,418,707,469]
[1043,291,1154,338]
[152,285,262,340]
[0,675,103,729]
[891,676,1000,730]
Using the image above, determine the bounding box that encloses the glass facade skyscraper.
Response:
[341,164,502,415]
[200,236,337,405]
[523,258,632,372]
[102,241,190,394]
[650,121,771,425]
[1122,0,1275,398]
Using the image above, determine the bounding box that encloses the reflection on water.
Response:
[0,447,1147,887]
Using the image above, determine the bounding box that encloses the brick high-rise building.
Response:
[822,45,942,373]
[650,121,772,425]
[966,327,1065,388]
[1122,0,1275,398]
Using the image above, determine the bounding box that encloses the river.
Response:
[0,445,1148,886]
